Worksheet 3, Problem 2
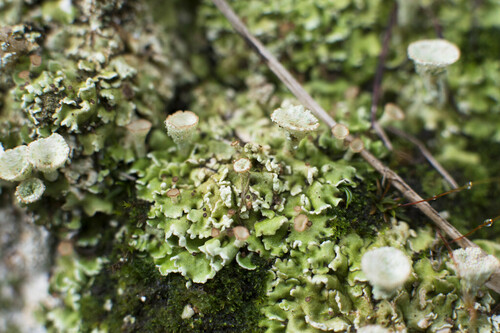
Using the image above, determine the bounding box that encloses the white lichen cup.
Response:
[27,133,70,181]
[452,247,499,295]
[379,103,405,126]
[271,104,319,151]
[343,138,364,161]
[331,123,350,150]
[233,157,252,208]
[293,214,310,232]
[165,110,199,151]
[407,39,460,105]
[0,145,32,181]
[408,39,460,75]
[361,246,412,299]
[233,157,252,174]
[166,188,181,204]
[15,177,45,204]
[126,119,152,158]
[233,226,250,243]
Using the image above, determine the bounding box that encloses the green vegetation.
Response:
[1,0,499,332]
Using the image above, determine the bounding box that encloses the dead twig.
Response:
[387,126,459,189]
[211,0,500,294]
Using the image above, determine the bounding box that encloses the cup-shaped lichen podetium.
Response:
[164,110,199,151]
[343,138,364,161]
[331,123,350,150]
[15,177,45,204]
[27,133,70,181]
[166,188,181,204]
[233,157,252,209]
[452,247,499,296]
[407,39,460,105]
[126,119,152,158]
[271,104,319,151]
[379,103,405,126]
[232,226,250,242]
[0,145,32,181]
[361,247,412,300]
[293,214,310,232]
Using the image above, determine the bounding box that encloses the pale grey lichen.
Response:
[452,247,500,294]
[0,145,32,181]
[27,133,69,173]
[271,103,320,150]
[15,177,46,204]
[165,110,199,149]
[408,39,460,76]
[361,246,412,299]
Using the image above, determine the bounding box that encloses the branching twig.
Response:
[370,4,397,150]
[211,0,500,294]
[387,126,459,189]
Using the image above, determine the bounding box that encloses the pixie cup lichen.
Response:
[408,39,460,75]
[232,226,250,242]
[452,247,500,295]
[361,246,412,299]
[379,103,405,126]
[27,133,70,181]
[233,157,252,174]
[331,123,350,150]
[407,39,460,104]
[293,213,310,232]
[0,145,32,181]
[233,157,252,205]
[343,138,364,161]
[271,103,319,150]
[126,119,152,157]
[166,188,181,204]
[165,110,199,151]
[15,177,46,204]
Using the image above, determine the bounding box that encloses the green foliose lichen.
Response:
[0,0,192,230]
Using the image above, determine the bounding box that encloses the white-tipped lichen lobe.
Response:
[357,325,390,333]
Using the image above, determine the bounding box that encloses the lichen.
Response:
[1,0,499,332]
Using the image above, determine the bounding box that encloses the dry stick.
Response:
[211,0,500,294]
[370,4,397,151]
[387,126,459,189]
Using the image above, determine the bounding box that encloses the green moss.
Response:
[79,249,269,332]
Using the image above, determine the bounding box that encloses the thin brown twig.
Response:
[211,0,500,294]
[387,126,459,189]
[370,4,397,151]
